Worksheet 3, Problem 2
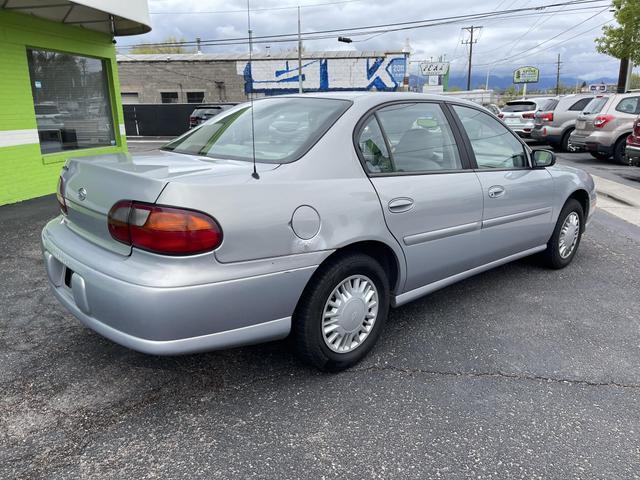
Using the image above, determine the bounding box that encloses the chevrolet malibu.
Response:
[42,93,596,371]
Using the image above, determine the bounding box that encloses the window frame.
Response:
[567,97,592,112]
[160,91,179,104]
[445,102,533,172]
[614,96,640,115]
[186,91,206,104]
[26,46,118,156]
[352,100,474,177]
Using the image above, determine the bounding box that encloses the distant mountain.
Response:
[409,73,618,92]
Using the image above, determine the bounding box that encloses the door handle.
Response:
[488,185,505,199]
[388,197,414,213]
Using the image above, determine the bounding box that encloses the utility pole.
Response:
[462,26,481,91]
[555,53,562,96]
[297,6,303,93]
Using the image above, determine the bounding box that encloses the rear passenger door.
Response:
[356,101,484,293]
[450,104,555,262]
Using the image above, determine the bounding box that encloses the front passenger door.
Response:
[451,105,555,263]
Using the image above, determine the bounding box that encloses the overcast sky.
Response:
[118,0,621,82]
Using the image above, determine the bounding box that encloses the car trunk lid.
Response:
[61,150,277,255]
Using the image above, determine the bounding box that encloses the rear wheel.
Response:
[291,253,389,371]
[589,151,610,160]
[613,136,630,165]
[561,129,575,152]
[540,199,584,269]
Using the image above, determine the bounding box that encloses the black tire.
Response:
[589,151,610,160]
[613,136,630,165]
[540,199,584,269]
[560,129,574,152]
[291,252,390,371]
[549,141,562,152]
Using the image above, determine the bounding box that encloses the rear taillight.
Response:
[522,113,535,119]
[107,200,222,255]
[633,119,640,137]
[56,176,67,215]
[594,114,615,128]
[539,112,554,122]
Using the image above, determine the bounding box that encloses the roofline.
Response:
[117,50,407,62]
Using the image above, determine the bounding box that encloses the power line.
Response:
[149,0,365,15]
[474,7,609,66]
[119,0,608,49]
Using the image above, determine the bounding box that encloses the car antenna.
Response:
[247,0,259,180]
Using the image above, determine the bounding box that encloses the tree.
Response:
[130,36,194,54]
[595,0,640,92]
[631,73,640,90]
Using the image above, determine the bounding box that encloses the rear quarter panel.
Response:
[156,107,408,290]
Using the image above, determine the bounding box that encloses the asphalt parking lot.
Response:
[2,148,640,479]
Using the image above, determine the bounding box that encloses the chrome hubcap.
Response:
[322,275,379,353]
[559,211,580,259]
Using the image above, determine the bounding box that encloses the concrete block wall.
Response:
[117,60,248,103]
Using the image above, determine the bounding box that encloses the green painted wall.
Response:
[0,9,128,205]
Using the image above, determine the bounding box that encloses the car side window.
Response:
[452,105,527,169]
[370,103,462,173]
[615,97,640,115]
[568,98,591,111]
[357,117,393,173]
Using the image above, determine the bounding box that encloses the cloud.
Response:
[118,0,621,79]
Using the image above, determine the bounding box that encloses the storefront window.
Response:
[27,49,116,154]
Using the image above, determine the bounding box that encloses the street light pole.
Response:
[298,6,303,93]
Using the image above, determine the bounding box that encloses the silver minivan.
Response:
[531,94,594,151]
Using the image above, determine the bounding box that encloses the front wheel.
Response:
[291,253,390,371]
[540,199,584,269]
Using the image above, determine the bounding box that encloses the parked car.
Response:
[43,93,596,371]
[624,115,640,166]
[570,93,640,164]
[483,103,501,116]
[531,94,594,152]
[189,103,236,128]
[498,97,558,137]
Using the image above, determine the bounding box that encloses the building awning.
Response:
[1,0,151,36]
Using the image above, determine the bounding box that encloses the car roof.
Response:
[274,91,484,109]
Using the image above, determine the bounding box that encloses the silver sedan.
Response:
[42,92,596,371]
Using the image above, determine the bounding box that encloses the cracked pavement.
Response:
[1,192,640,479]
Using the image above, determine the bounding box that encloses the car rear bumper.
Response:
[625,144,640,158]
[531,126,562,144]
[569,131,614,154]
[42,217,323,355]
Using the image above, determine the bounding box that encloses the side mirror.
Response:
[532,149,556,168]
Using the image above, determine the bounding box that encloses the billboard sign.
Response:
[419,62,449,76]
[513,66,539,84]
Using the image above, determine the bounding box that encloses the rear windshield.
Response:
[192,108,222,118]
[164,97,351,164]
[583,97,609,114]
[502,102,537,112]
